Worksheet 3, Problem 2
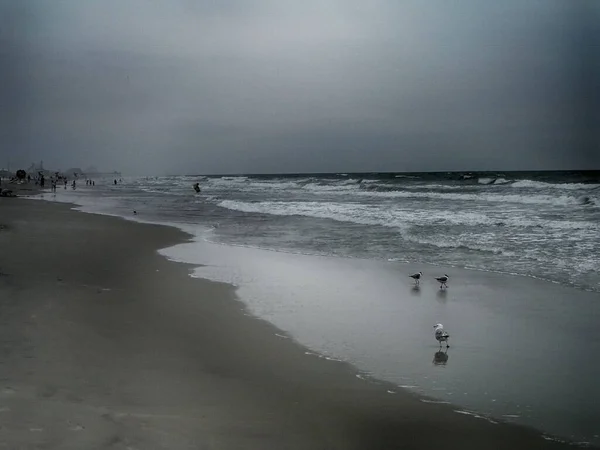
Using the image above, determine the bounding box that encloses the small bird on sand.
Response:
[435,274,449,289]
[409,271,423,285]
[433,323,450,347]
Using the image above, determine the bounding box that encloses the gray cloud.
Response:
[1,0,598,175]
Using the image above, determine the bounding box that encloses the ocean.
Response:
[38,170,600,445]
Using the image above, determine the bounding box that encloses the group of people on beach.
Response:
[1,169,105,195]
[49,177,80,192]
[44,174,98,192]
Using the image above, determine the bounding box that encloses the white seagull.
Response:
[409,271,423,285]
[435,274,449,289]
[433,323,450,347]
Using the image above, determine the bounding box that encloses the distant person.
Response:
[40,175,45,188]
[64,179,68,189]
[92,180,95,186]
[193,182,201,193]
[72,180,76,190]
[51,179,57,192]
[114,179,117,185]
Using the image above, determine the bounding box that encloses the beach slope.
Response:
[0,199,572,449]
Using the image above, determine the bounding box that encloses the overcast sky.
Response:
[1,0,598,175]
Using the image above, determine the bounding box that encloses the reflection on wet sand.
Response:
[433,348,449,366]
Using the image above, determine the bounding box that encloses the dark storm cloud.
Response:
[1,0,598,175]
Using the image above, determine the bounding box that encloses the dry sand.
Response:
[0,199,575,449]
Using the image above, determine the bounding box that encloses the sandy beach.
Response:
[0,198,580,449]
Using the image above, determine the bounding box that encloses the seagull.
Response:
[409,271,423,285]
[435,274,449,289]
[433,323,450,347]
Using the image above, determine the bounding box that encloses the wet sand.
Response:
[0,199,576,449]
[164,239,600,444]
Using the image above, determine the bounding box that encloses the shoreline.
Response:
[34,183,600,296]
[0,198,584,448]
[34,189,599,297]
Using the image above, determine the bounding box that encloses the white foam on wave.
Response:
[206,176,316,192]
[302,183,358,192]
[454,409,498,424]
[217,200,411,230]
[220,176,248,181]
[216,199,599,232]
[476,177,512,185]
[364,182,468,191]
[359,189,590,207]
[138,186,190,197]
[407,234,515,256]
[293,180,600,206]
[512,180,600,190]
[304,351,343,362]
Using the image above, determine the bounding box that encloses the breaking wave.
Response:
[216,200,598,231]
[511,180,600,190]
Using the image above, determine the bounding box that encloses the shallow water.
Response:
[160,239,600,446]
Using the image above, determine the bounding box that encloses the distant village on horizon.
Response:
[0,161,121,180]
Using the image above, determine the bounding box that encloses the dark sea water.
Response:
[38,170,600,445]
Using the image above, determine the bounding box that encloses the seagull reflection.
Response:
[433,348,449,366]
[436,289,448,301]
[410,285,421,296]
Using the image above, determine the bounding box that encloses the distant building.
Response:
[26,161,52,177]
[64,168,84,178]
